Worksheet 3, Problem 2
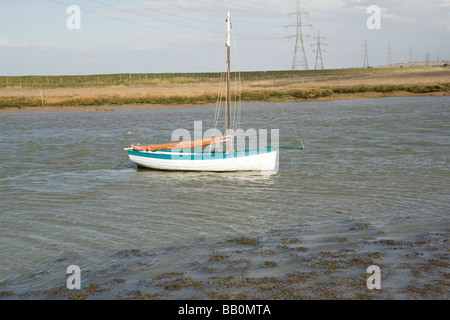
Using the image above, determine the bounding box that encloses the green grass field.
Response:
[0,66,438,89]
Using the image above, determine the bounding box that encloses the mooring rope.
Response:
[280,105,305,149]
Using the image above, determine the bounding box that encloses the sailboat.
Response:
[124,12,278,172]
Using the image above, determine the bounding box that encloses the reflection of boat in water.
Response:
[125,12,278,172]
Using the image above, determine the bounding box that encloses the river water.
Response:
[0,96,448,299]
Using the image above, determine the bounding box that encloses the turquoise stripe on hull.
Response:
[128,148,277,161]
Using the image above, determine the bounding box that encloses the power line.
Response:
[142,0,288,29]
[91,0,223,35]
[51,0,288,42]
[49,0,201,35]
[111,0,223,26]
[194,0,288,16]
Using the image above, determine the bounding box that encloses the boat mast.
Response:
[226,12,232,153]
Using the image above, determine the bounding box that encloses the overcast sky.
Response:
[0,0,449,75]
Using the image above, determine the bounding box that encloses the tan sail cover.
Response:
[131,136,226,152]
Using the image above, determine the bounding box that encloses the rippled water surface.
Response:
[0,96,449,297]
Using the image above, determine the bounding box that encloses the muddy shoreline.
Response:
[0,91,447,114]
[1,222,448,300]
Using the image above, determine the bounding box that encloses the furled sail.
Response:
[129,136,227,152]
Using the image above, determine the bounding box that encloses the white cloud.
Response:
[0,35,12,46]
[434,0,450,7]
[382,12,418,23]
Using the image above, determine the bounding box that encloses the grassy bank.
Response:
[1,66,449,109]
[1,67,435,89]
[241,82,450,101]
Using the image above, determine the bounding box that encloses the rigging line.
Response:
[213,48,227,133]
[208,53,227,153]
[91,0,223,35]
[213,72,224,131]
[231,30,242,131]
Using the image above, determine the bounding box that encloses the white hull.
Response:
[128,149,278,172]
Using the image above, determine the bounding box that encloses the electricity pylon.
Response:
[286,0,311,70]
[363,40,369,68]
[312,30,326,70]
[387,43,392,66]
